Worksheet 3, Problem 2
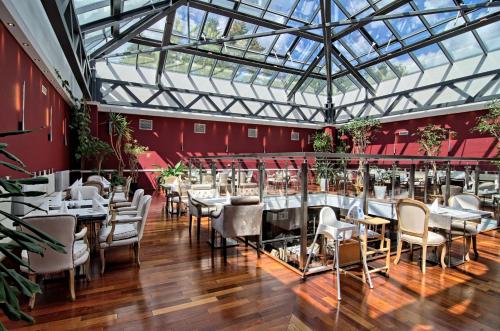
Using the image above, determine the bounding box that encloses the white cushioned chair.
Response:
[210,196,264,262]
[114,189,144,213]
[99,195,152,274]
[449,193,481,260]
[20,215,90,309]
[395,199,447,274]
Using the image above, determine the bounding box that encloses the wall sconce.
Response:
[18,81,25,130]
[48,106,53,142]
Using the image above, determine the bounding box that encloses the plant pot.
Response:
[319,178,328,192]
[374,185,387,200]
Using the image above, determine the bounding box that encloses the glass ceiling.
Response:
[75,0,500,96]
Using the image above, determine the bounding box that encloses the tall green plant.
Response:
[90,138,113,176]
[0,130,65,329]
[124,140,148,183]
[473,99,500,161]
[153,162,186,190]
[313,132,333,181]
[108,113,132,177]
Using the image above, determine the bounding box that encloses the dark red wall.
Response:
[365,110,497,159]
[0,23,70,178]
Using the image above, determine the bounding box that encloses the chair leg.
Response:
[222,237,227,263]
[421,245,427,274]
[100,249,106,275]
[256,240,260,258]
[384,238,391,275]
[440,244,447,269]
[85,258,92,281]
[472,235,479,260]
[211,228,215,253]
[28,274,37,310]
[394,240,403,265]
[245,237,249,247]
[134,242,141,267]
[69,269,76,301]
[197,216,201,241]
[188,215,192,236]
[409,244,413,261]
[302,231,320,278]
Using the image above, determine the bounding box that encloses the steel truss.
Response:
[95,78,326,124]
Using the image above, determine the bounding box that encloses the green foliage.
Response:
[154,162,186,189]
[473,99,500,162]
[0,130,65,329]
[110,172,126,187]
[89,138,113,175]
[124,140,148,183]
[108,113,132,177]
[313,132,333,153]
[340,118,380,154]
[415,124,450,157]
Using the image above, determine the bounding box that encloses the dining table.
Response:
[427,205,493,267]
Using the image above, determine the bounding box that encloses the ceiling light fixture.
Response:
[7,22,15,27]
[22,42,29,46]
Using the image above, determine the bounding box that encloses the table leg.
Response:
[335,239,341,301]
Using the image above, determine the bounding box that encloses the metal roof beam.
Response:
[155,11,176,84]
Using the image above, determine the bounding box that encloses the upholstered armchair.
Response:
[20,215,90,309]
[441,185,463,202]
[99,195,152,274]
[394,199,447,274]
[187,186,216,240]
[114,189,144,213]
[70,186,99,200]
[110,176,132,203]
[210,196,264,262]
[449,193,481,260]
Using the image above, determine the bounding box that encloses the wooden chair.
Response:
[83,180,104,196]
[187,186,216,240]
[395,199,447,274]
[449,193,481,260]
[20,215,90,309]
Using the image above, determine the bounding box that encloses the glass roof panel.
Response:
[412,44,449,69]
[137,45,158,68]
[190,56,216,76]
[291,38,320,63]
[475,22,500,52]
[413,0,457,26]
[366,62,397,82]
[271,72,298,89]
[173,6,205,40]
[272,34,296,56]
[336,0,370,17]
[253,69,276,85]
[334,75,357,92]
[389,54,421,76]
[164,51,193,73]
[441,31,483,61]
[123,0,162,12]
[77,5,110,25]
[226,20,257,50]
[364,20,394,45]
[292,0,319,22]
[212,61,239,79]
[233,66,259,83]
[388,4,426,39]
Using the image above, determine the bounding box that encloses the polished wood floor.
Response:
[2,193,499,330]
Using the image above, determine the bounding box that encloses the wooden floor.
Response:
[2,193,499,330]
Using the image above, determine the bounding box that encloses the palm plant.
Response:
[153,162,186,190]
[0,130,65,329]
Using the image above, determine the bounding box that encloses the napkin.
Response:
[226,192,231,204]
[60,201,69,213]
[77,190,83,201]
[430,198,439,212]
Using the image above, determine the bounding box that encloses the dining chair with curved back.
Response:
[187,186,216,240]
[20,214,90,309]
[84,180,104,196]
[115,189,145,213]
[449,193,481,260]
[99,195,152,274]
[395,199,447,274]
[71,186,99,200]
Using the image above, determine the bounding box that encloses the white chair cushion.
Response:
[112,192,127,203]
[21,240,89,271]
[451,222,478,235]
[401,231,446,246]
[99,223,138,242]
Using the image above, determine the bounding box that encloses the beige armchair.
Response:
[395,199,447,274]
[114,189,144,213]
[449,193,481,260]
[84,180,104,196]
[187,186,216,240]
[210,196,264,262]
[99,195,152,274]
[110,176,132,203]
[20,215,90,309]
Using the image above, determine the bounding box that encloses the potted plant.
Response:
[0,130,65,329]
[415,124,451,194]
[108,113,132,177]
[153,161,186,191]
[313,132,333,191]
[340,118,380,195]
[373,167,389,199]
[124,139,149,193]
[110,171,126,191]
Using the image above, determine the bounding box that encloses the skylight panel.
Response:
[388,4,426,39]
[164,51,193,73]
[212,61,239,80]
[226,20,257,49]
[334,75,357,92]
[272,34,296,56]
[441,31,483,61]
[190,56,216,76]
[366,62,397,82]
[340,31,373,59]
[413,0,457,26]
[123,0,162,13]
[253,69,276,86]
[475,22,500,52]
[247,27,276,54]
[233,66,259,83]
[389,54,421,76]
[77,5,110,25]
[291,38,319,63]
[173,6,205,40]
[336,0,370,17]
[292,0,319,22]
[412,44,449,69]
[268,0,295,16]
[364,21,394,45]
[271,72,298,89]
[210,0,235,9]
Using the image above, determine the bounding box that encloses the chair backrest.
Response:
[396,199,429,238]
[441,185,463,200]
[125,176,132,195]
[219,173,228,184]
[71,186,99,200]
[135,194,150,216]
[87,175,103,183]
[449,193,480,210]
[21,215,76,274]
[187,187,216,215]
[201,174,213,184]
[319,207,338,227]
[131,189,145,207]
[136,195,152,241]
[84,180,104,195]
[221,202,264,237]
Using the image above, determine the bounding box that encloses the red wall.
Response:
[93,111,317,189]
[0,23,70,178]
[365,110,497,159]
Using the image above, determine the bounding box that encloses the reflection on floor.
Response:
[2,193,498,330]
